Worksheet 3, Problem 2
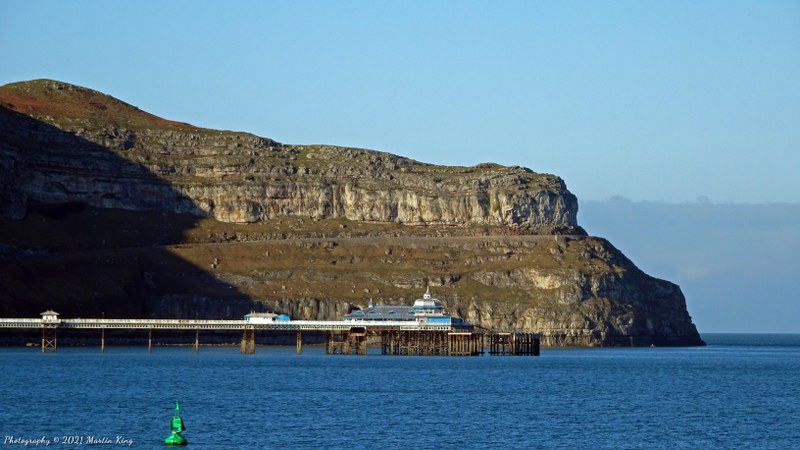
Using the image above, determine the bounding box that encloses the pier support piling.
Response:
[101,327,105,353]
[240,328,255,354]
[326,331,346,354]
[296,331,302,355]
[488,332,540,356]
[325,329,368,355]
[448,332,484,356]
[41,326,57,353]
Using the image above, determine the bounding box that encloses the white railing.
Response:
[0,317,455,332]
[0,318,44,328]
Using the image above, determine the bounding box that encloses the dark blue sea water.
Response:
[1,334,799,449]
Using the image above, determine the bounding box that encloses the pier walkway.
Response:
[0,317,452,331]
[0,311,539,356]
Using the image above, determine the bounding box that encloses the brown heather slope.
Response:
[0,79,704,346]
[0,79,192,130]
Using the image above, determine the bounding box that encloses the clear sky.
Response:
[2,1,798,203]
[2,1,799,332]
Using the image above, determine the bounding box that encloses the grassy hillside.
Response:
[0,205,594,319]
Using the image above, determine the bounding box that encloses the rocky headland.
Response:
[0,79,704,346]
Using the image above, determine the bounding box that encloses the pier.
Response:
[0,310,539,356]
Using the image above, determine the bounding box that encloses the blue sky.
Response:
[2,1,799,332]
[2,1,798,203]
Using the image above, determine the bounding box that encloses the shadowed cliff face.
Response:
[0,105,204,219]
[0,105,282,319]
[0,79,704,346]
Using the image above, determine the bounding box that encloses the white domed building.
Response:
[342,287,471,328]
[412,288,446,317]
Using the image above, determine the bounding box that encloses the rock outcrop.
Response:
[0,79,704,346]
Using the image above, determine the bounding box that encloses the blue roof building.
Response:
[342,299,415,321]
[341,288,472,328]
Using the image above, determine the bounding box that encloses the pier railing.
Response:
[0,315,538,356]
[0,317,453,331]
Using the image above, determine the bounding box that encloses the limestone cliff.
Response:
[0,79,704,346]
[0,80,579,233]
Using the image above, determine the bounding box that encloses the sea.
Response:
[1,334,798,450]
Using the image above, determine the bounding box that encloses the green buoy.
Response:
[164,402,187,446]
